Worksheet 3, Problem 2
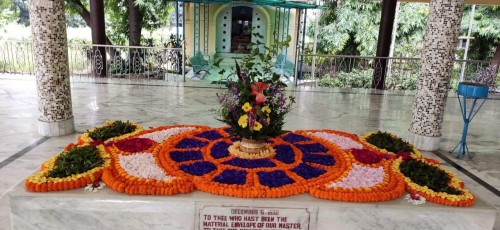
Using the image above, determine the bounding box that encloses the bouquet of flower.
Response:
[215,35,295,140]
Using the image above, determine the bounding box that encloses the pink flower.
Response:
[251,82,269,105]
[90,140,104,146]
[395,152,412,161]
[351,149,383,164]
[410,193,421,200]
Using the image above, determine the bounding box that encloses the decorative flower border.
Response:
[25,145,111,192]
[359,131,422,158]
[393,158,476,207]
[101,125,209,195]
[77,121,143,145]
[101,145,195,195]
[157,128,351,198]
[310,158,405,202]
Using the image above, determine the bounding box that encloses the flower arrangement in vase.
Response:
[214,34,295,153]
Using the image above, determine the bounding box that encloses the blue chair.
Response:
[189,51,210,74]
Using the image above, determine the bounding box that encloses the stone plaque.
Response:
[196,203,317,230]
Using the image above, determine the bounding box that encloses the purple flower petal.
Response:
[179,161,216,176]
[294,143,329,154]
[292,163,326,179]
[281,133,310,143]
[213,169,247,185]
[211,141,230,159]
[170,150,203,162]
[175,138,208,149]
[223,158,276,168]
[257,170,294,188]
[302,153,335,166]
[274,145,295,164]
[196,130,223,140]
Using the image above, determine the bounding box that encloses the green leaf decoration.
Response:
[48,146,104,178]
[88,120,136,141]
[366,131,415,154]
[400,159,462,195]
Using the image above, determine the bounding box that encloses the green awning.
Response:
[177,0,323,9]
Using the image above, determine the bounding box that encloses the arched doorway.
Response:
[216,6,267,53]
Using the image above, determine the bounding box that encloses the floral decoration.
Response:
[157,128,349,198]
[25,121,476,208]
[393,158,476,207]
[101,125,208,195]
[25,145,111,192]
[351,149,384,164]
[213,38,294,140]
[359,131,422,158]
[327,164,385,189]
[77,121,143,146]
[307,131,364,150]
[405,193,426,205]
[85,181,106,192]
[310,159,406,202]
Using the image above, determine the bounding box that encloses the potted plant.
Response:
[214,34,295,154]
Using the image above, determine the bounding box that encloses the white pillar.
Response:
[29,0,75,136]
[408,0,465,151]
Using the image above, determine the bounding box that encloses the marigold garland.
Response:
[25,145,111,192]
[309,157,405,202]
[393,158,476,207]
[101,125,209,195]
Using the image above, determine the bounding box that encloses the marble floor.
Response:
[0,75,499,229]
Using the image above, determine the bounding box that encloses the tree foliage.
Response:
[313,0,381,56]
[312,0,428,57]
[460,6,500,61]
[103,0,173,45]
[65,0,174,45]
[0,0,17,28]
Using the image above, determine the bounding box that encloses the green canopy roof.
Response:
[178,0,323,9]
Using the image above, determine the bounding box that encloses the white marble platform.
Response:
[9,182,497,230]
[1,75,500,229]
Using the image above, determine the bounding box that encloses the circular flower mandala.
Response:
[157,129,350,198]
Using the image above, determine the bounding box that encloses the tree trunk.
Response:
[66,0,118,58]
[128,0,144,72]
[490,44,500,71]
[89,0,107,77]
[128,0,143,47]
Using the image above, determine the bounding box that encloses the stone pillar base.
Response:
[407,131,441,151]
[38,117,75,136]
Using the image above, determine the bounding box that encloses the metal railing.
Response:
[2,40,498,90]
[0,40,184,82]
[300,54,499,91]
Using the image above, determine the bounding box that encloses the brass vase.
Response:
[239,138,267,154]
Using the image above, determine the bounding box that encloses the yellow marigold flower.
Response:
[253,122,263,131]
[238,115,248,128]
[266,117,270,125]
[261,106,271,114]
[242,102,252,112]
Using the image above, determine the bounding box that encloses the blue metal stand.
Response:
[449,82,488,159]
